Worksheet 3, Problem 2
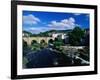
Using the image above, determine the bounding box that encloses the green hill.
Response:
[23,29,72,37]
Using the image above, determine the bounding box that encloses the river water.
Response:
[25,48,73,68]
[25,48,89,68]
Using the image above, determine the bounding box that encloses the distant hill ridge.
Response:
[23,29,72,34]
[23,28,89,37]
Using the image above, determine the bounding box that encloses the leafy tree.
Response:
[23,40,27,48]
[53,38,64,50]
[68,27,85,46]
[23,30,32,37]
[31,40,40,51]
[31,43,40,51]
[23,40,29,56]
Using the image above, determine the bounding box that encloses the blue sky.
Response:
[23,11,90,34]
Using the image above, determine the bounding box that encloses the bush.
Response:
[40,39,47,49]
[31,43,40,51]
[23,57,28,68]
[31,40,37,45]
[23,40,28,48]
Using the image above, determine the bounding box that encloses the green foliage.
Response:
[31,39,48,51]
[53,38,64,50]
[23,40,27,48]
[31,43,40,51]
[68,27,85,46]
[31,40,40,51]
[31,40,37,45]
[23,31,32,37]
[24,29,72,37]
[23,57,28,68]
[40,39,47,49]
[48,39,54,44]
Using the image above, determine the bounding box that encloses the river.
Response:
[25,48,89,68]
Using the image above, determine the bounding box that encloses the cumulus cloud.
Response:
[23,14,40,25]
[48,17,76,29]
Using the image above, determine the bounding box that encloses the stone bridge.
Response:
[23,37,55,45]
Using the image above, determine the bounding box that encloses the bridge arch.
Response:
[23,37,55,46]
[48,39,54,44]
[31,40,38,45]
[40,39,46,44]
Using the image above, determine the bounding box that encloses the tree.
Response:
[23,40,27,48]
[68,27,85,46]
[23,40,28,56]
[53,38,64,50]
[31,40,40,51]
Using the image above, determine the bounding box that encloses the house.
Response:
[52,33,67,39]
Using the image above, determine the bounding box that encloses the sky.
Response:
[22,11,90,34]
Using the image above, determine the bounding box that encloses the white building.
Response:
[52,33,67,39]
[23,33,29,37]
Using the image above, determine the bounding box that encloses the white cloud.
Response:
[74,13,81,16]
[25,17,77,34]
[23,14,40,25]
[69,17,75,22]
[28,27,48,34]
[48,17,76,30]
